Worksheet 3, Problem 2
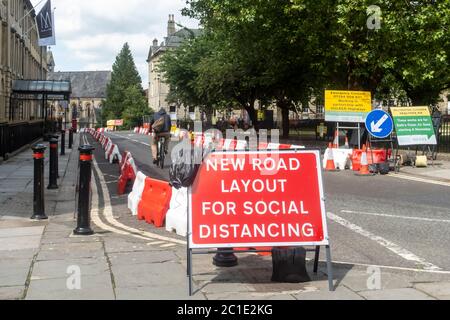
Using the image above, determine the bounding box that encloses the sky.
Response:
[31,0,200,89]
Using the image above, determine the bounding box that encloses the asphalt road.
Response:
[88,130,450,279]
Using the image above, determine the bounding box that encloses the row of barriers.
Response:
[323,130,392,172]
[86,128,311,239]
[323,143,392,171]
[134,127,150,135]
[86,128,188,236]
[86,128,134,195]
[127,170,189,236]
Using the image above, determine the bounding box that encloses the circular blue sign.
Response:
[366,110,394,139]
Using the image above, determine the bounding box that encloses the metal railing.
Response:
[0,121,44,159]
[439,115,450,154]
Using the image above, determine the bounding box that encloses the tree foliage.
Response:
[103,43,149,126]
[159,0,450,137]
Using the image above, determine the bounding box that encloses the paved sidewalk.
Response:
[399,159,450,182]
[0,133,77,299]
[1,133,450,300]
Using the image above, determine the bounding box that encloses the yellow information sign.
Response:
[390,106,429,117]
[325,90,372,123]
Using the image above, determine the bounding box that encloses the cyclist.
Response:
[151,108,172,165]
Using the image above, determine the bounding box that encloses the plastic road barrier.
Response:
[137,177,172,227]
[128,171,147,216]
[166,187,189,236]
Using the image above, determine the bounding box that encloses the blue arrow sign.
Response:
[366,110,394,139]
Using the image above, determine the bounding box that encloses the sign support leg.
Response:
[335,122,340,149]
[313,246,320,273]
[188,249,193,297]
[187,242,191,277]
[358,123,361,150]
[326,245,334,291]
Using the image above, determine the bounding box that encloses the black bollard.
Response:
[68,128,73,149]
[31,145,48,220]
[213,248,238,267]
[74,145,95,236]
[60,130,66,156]
[52,135,60,178]
[47,138,59,190]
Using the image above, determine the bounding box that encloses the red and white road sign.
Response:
[189,150,329,249]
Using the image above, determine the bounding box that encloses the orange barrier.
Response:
[137,178,172,227]
[351,148,392,171]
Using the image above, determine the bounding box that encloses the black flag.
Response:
[36,0,55,46]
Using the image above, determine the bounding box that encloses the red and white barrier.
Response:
[109,145,122,164]
[165,187,188,237]
[118,152,138,195]
[128,171,147,216]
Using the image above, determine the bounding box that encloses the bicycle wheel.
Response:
[159,138,165,169]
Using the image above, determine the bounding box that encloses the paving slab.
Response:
[0,235,43,251]
[0,286,24,300]
[0,268,30,287]
[103,237,168,253]
[358,288,436,300]
[0,249,38,260]
[414,282,450,300]
[198,282,257,294]
[116,285,206,300]
[0,226,45,238]
[108,250,177,266]
[26,273,115,300]
[337,269,413,292]
[205,292,296,300]
[293,285,364,300]
[37,242,104,260]
[31,257,109,281]
[113,261,187,288]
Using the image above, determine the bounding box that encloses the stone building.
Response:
[48,71,111,128]
[0,0,49,123]
[147,14,202,121]
[0,0,52,160]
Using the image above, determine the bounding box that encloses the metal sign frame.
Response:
[186,149,334,296]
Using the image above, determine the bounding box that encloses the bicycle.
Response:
[156,135,166,169]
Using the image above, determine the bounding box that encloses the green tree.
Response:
[180,0,450,138]
[103,43,144,125]
[122,85,151,128]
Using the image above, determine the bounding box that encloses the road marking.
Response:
[389,173,450,187]
[327,212,442,271]
[341,210,450,223]
[145,241,165,245]
[160,243,177,248]
[91,175,151,241]
[307,258,450,274]
[88,136,186,246]
[107,132,152,148]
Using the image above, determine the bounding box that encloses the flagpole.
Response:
[17,0,47,24]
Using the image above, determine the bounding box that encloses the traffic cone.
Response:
[332,129,339,148]
[355,149,374,176]
[325,143,339,172]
